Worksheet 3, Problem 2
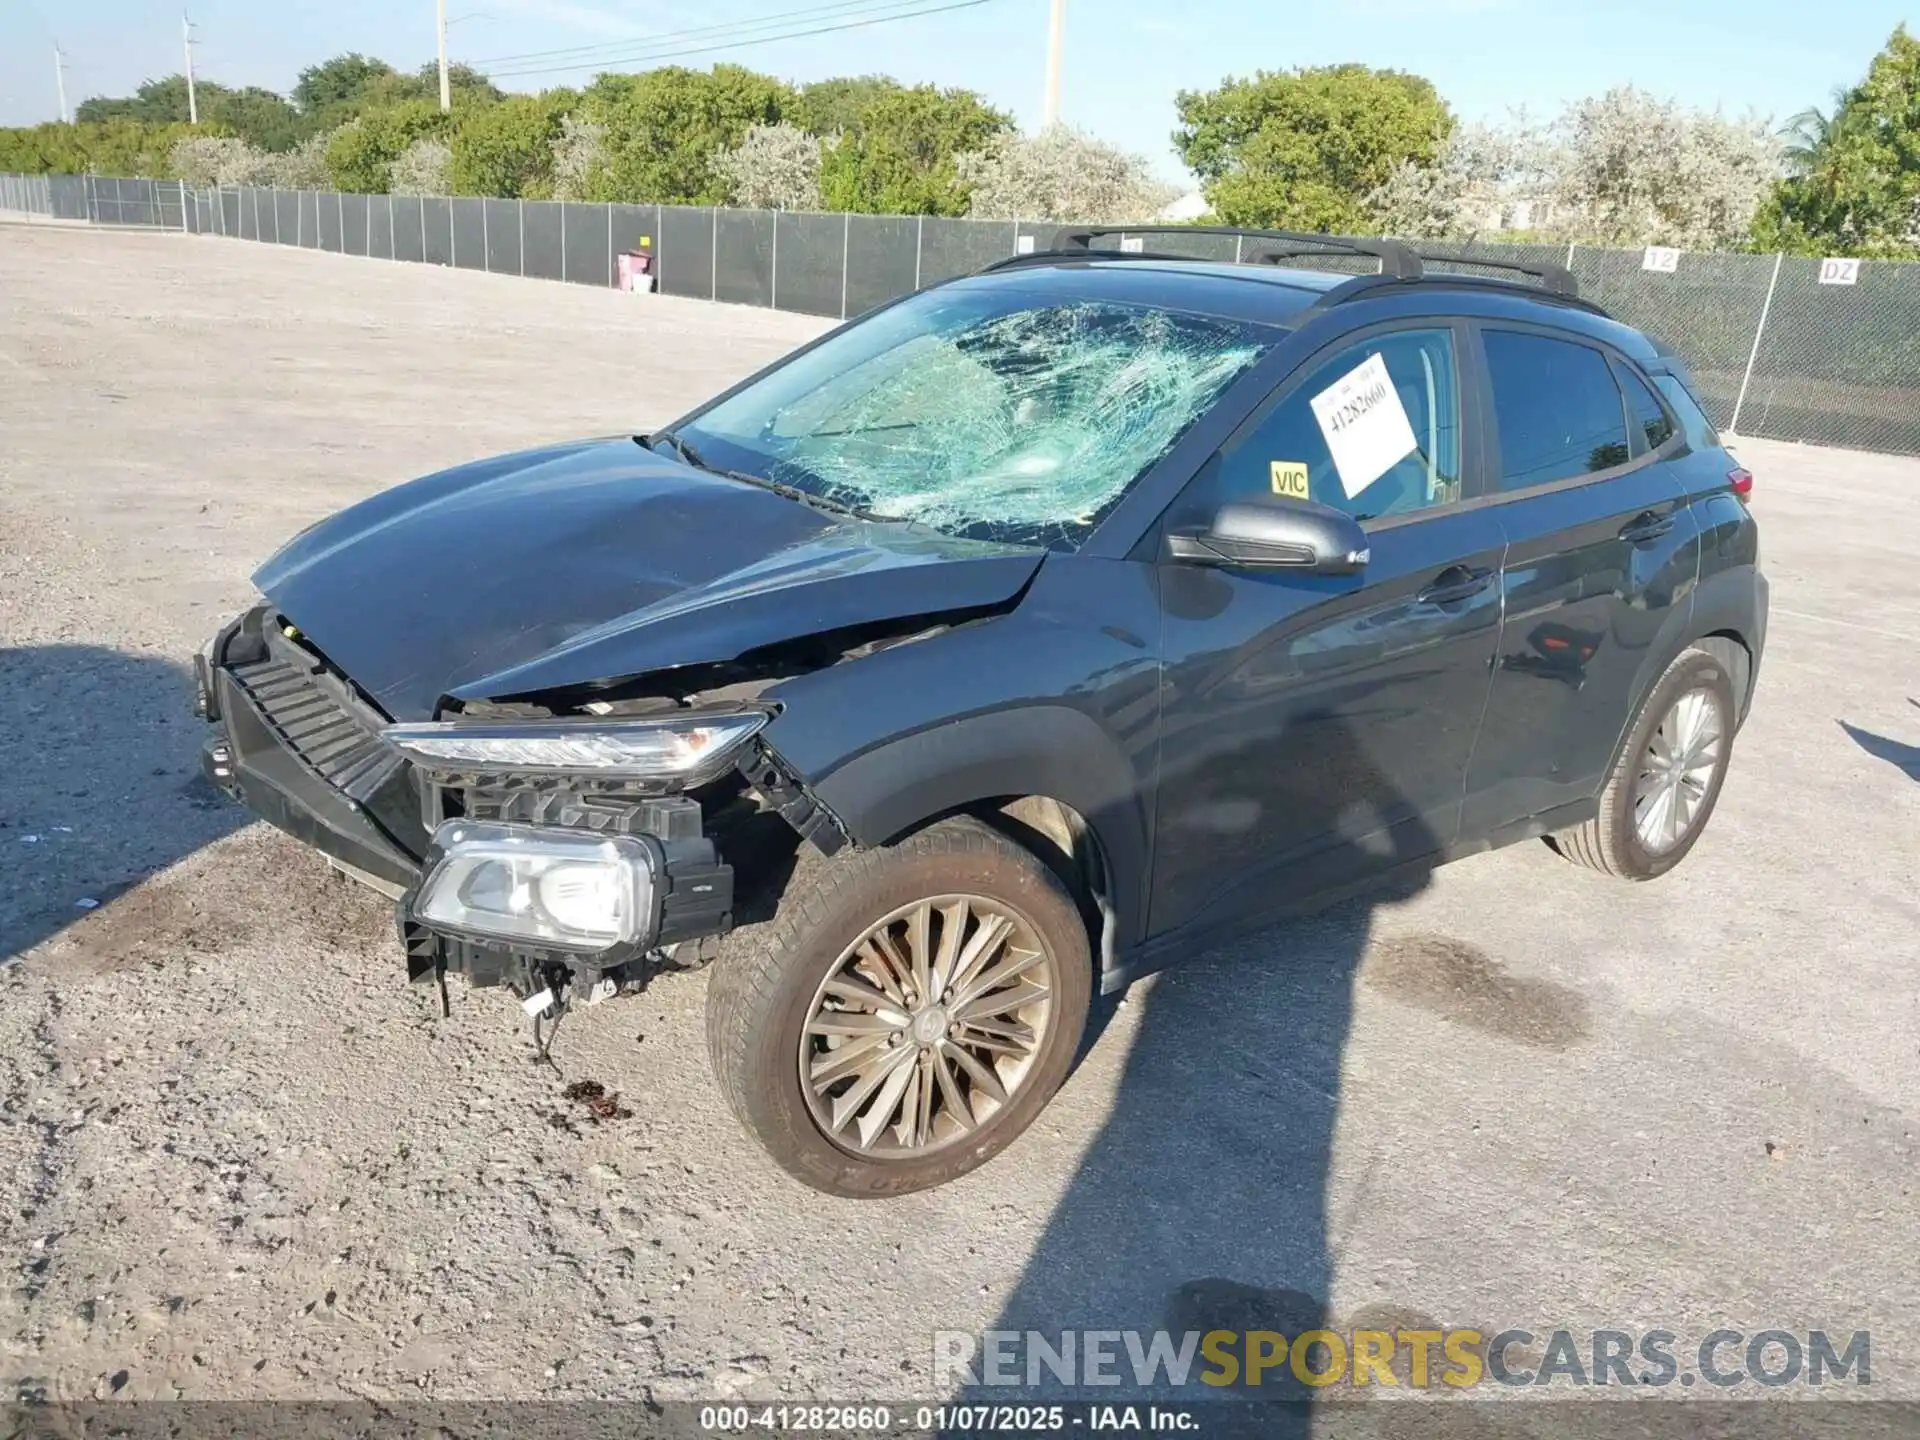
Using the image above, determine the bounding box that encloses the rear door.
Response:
[1461,325,1698,837]
[1148,321,1506,940]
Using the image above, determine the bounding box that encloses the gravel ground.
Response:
[2,224,1917,1410]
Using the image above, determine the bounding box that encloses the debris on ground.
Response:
[561,1079,633,1123]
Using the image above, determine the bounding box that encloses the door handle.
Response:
[1416,565,1495,606]
[1620,511,1676,544]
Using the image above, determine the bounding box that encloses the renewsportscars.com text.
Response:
[933,1327,1871,1390]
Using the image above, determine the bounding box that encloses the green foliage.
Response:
[788,75,898,137]
[1173,65,1453,231]
[324,100,451,194]
[575,65,793,203]
[78,75,306,151]
[293,54,404,117]
[448,91,574,197]
[813,82,1010,215]
[1758,26,1920,257]
[0,119,204,177]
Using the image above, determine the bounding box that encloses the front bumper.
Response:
[198,605,738,986]
[200,658,424,895]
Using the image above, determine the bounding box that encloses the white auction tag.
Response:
[1309,353,1418,499]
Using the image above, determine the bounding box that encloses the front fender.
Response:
[800,704,1151,951]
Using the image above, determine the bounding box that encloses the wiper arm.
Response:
[646,430,891,524]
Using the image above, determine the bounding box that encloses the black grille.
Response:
[227,651,404,800]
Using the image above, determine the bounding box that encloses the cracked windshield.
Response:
[670,287,1278,550]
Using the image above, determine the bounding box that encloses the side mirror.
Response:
[1165,497,1370,575]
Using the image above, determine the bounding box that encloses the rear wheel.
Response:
[704,816,1092,1197]
[1545,647,1736,881]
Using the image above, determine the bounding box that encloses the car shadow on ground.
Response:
[1839,710,1920,783]
[0,645,248,961]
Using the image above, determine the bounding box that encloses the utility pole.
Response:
[1042,0,1064,129]
[53,42,69,123]
[183,13,198,124]
[436,0,451,112]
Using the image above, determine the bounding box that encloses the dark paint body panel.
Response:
[767,557,1164,953]
[254,438,1040,720]
[1149,507,1506,939]
[1464,464,1696,833]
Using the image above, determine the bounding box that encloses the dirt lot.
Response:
[3,224,1918,1408]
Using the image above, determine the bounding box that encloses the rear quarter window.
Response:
[1652,373,1722,451]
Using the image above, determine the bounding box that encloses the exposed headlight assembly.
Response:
[383,710,768,785]
[413,820,658,953]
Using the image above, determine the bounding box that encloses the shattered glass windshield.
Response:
[667,286,1279,550]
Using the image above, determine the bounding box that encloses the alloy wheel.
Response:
[799,895,1056,1157]
[1632,686,1724,854]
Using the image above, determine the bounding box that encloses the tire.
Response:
[1545,646,1737,881]
[704,815,1093,1197]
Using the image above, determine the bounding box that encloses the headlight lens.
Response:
[414,821,656,952]
[384,710,768,784]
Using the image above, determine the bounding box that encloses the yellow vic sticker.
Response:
[1270,461,1311,500]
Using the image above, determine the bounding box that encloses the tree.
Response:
[1756,26,1920,256]
[390,137,453,196]
[789,75,898,136]
[0,119,199,176]
[957,125,1177,223]
[1780,88,1851,178]
[77,75,306,151]
[293,54,403,116]
[449,91,573,197]
[1547,87,1780,250]
[575,65,793,203]
[815,82,1010,215]
[711,122,823,210]
[550,113,606,201]
[1367,120,1543,239]
[324,99,449,193]
[1173,65,1452,231]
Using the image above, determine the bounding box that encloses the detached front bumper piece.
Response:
[199,609,425,896]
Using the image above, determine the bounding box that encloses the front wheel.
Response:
[1545,646,1737,881]
[704,816,1093,1197]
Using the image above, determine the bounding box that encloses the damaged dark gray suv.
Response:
[197,227,1766,1196]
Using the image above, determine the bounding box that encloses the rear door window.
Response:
[1481,330,1632,490]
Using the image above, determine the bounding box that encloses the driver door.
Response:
[1147,322,1507,940]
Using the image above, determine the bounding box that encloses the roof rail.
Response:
[1312,272,1612,318]
[1046,225,1424,280]
[1414,249,1580,297]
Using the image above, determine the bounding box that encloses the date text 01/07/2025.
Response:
[697,1402,1203,1432]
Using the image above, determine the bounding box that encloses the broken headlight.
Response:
[383,710,768,786]
[414,820,658,952]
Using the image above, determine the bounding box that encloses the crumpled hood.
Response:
[254,437,1043,720]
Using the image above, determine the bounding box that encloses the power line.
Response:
[482,0,1004,79]
[471,0,923,67]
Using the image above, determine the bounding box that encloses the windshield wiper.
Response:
[645,431,891,524]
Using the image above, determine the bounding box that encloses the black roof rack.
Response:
[970,225,1597,307]
[1414,249,1579,297]
[1311,272,1608,317]
[1046,225,1424,280]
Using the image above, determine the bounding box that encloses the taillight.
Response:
[1727,467,1754,499]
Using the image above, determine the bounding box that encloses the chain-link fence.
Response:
[6,172,1919,457]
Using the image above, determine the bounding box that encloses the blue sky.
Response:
[3,0,1911,180]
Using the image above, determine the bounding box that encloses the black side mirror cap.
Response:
[1165,497,1370,576]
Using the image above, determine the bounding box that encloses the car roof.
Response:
[944,254,1667,362]
[944,258,1343,327]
